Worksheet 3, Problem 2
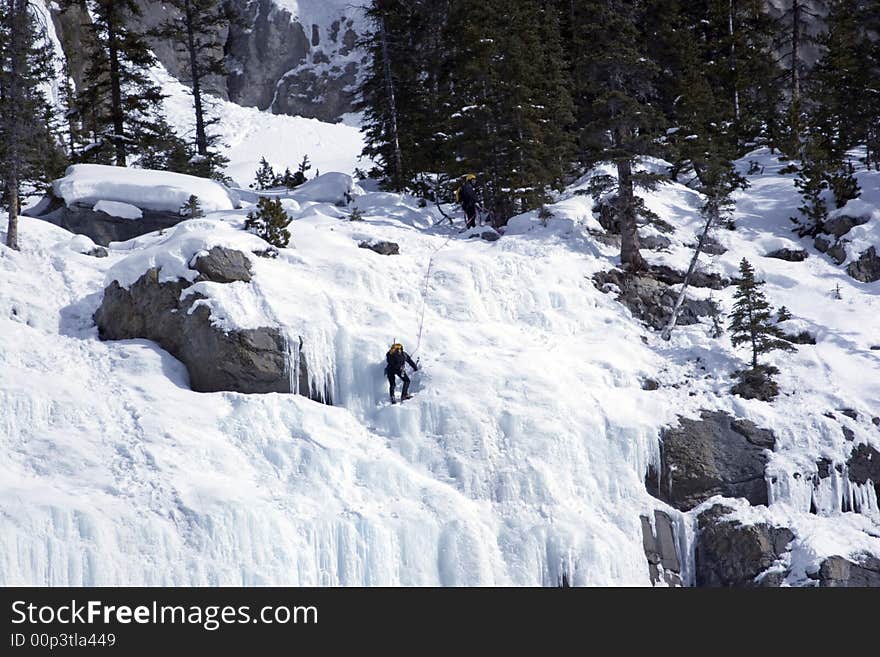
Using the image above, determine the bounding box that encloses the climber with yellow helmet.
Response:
[385,342,419,404]
[458,173,479,229]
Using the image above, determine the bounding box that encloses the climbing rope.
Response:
[412,225,458,357]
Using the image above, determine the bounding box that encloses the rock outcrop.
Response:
[359,240,400,256]
[93,247,326,399]
[766,248,808,262]
[809,555,880,587]
[640,510,683,586]
[50,1,366,123]
[593,269,718,331]
[24,192,183,246]
[646,410,775,510]
[846,443,880,501]
[695,504,793,587]
[846,247,880,283]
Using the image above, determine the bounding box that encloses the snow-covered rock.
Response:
[291,172,358,205]
[93,200,143,220]
[54,164,239,214]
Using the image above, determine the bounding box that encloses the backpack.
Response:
[386,344,405,371]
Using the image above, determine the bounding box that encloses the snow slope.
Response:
[1,150,879,586]
[155,67,367,188]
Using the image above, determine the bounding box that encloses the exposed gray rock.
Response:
[479,229,501,242]
[840,408,859,420]
[640,510,683,587]
[25,191,183,246]
[359,240,400,255]
[731,365,780,402]
[593,269,717,331]
[810,555,880,587]
[192,246,253,283]
[846,247,880,283]
[695,504,794,587]
[93,255,328,401]
[846,443,880,500]
[94,269,290,394]
[822,214,869,238]
[814,235,832,253]
[766,248,808,262]
[783,330,816,345]
[649,264,729,290]
[645,410,775,510]
[699,235,727,256]
[641,234,671,251]
[828,242,847,266]
[641,378,660,391]
[86,246,109,258]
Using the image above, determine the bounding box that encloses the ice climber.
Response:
[385,342,418,404]
[457,174,479,229]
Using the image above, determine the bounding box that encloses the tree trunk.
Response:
[729,0,740,122]
[107,6,126,166]
[379,16,404,191]
[617,157,645,271]
[184,0,208,156]
[791,0,801,103]
[5,0,27,250]
[661,200,717,340]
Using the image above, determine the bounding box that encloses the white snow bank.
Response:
[93,200,143,220]
[291,173,360,205]
[54,164,239,214]
[105,219,268,290]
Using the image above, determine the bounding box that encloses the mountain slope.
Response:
[2,146,879,586]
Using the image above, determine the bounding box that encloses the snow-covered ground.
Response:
[1,147,879,586]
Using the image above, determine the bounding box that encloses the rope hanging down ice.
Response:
[412,227,457,356]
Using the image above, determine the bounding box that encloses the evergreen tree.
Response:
[729,258,794,369]
[573,0,665,271]
[62,0,170,166]
[180,194,203,218]
[245,197,291,248]
[151,0,233,179]
[0,0,67,249]
[252,157,278,190]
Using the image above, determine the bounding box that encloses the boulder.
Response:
[846,443,880,500]
[593,269,717,331]
[731,365,781,402]
[822,214,869,238]
[700,235,727,256]
[93,250,326,400]
[810,555,880,587]
[645,410,775,510]
[640,510,683,587]
[25,191,183,246]
[479,229,501,242]
[192,246,253,283]
[648,264,729,290]
[359,240,400,256]
[846,247,880,283]
[695,504,794,587]
[641,234,671,251]
[87,246,109,258]
[766,248,808,262]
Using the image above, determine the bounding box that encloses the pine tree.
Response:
[62,0,170,166]
[151,0,233,179]
[573,0,665,271]
[0,0,67,249]
[252,157,277,190]
[245,197,291,248]
[729,258,795,369]
[180,194,203,218]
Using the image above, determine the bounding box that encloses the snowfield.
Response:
[1,149,879,586]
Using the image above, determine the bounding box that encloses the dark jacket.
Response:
[459,182,478,211]
[386,348,418,375]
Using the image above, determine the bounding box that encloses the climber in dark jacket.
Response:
[385,342,418,403]
[458,174,479,229]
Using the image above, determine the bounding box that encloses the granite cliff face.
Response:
[49,0,367,123]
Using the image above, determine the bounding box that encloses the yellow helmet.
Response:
[390,342,403,353]
[465,173,476,181]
